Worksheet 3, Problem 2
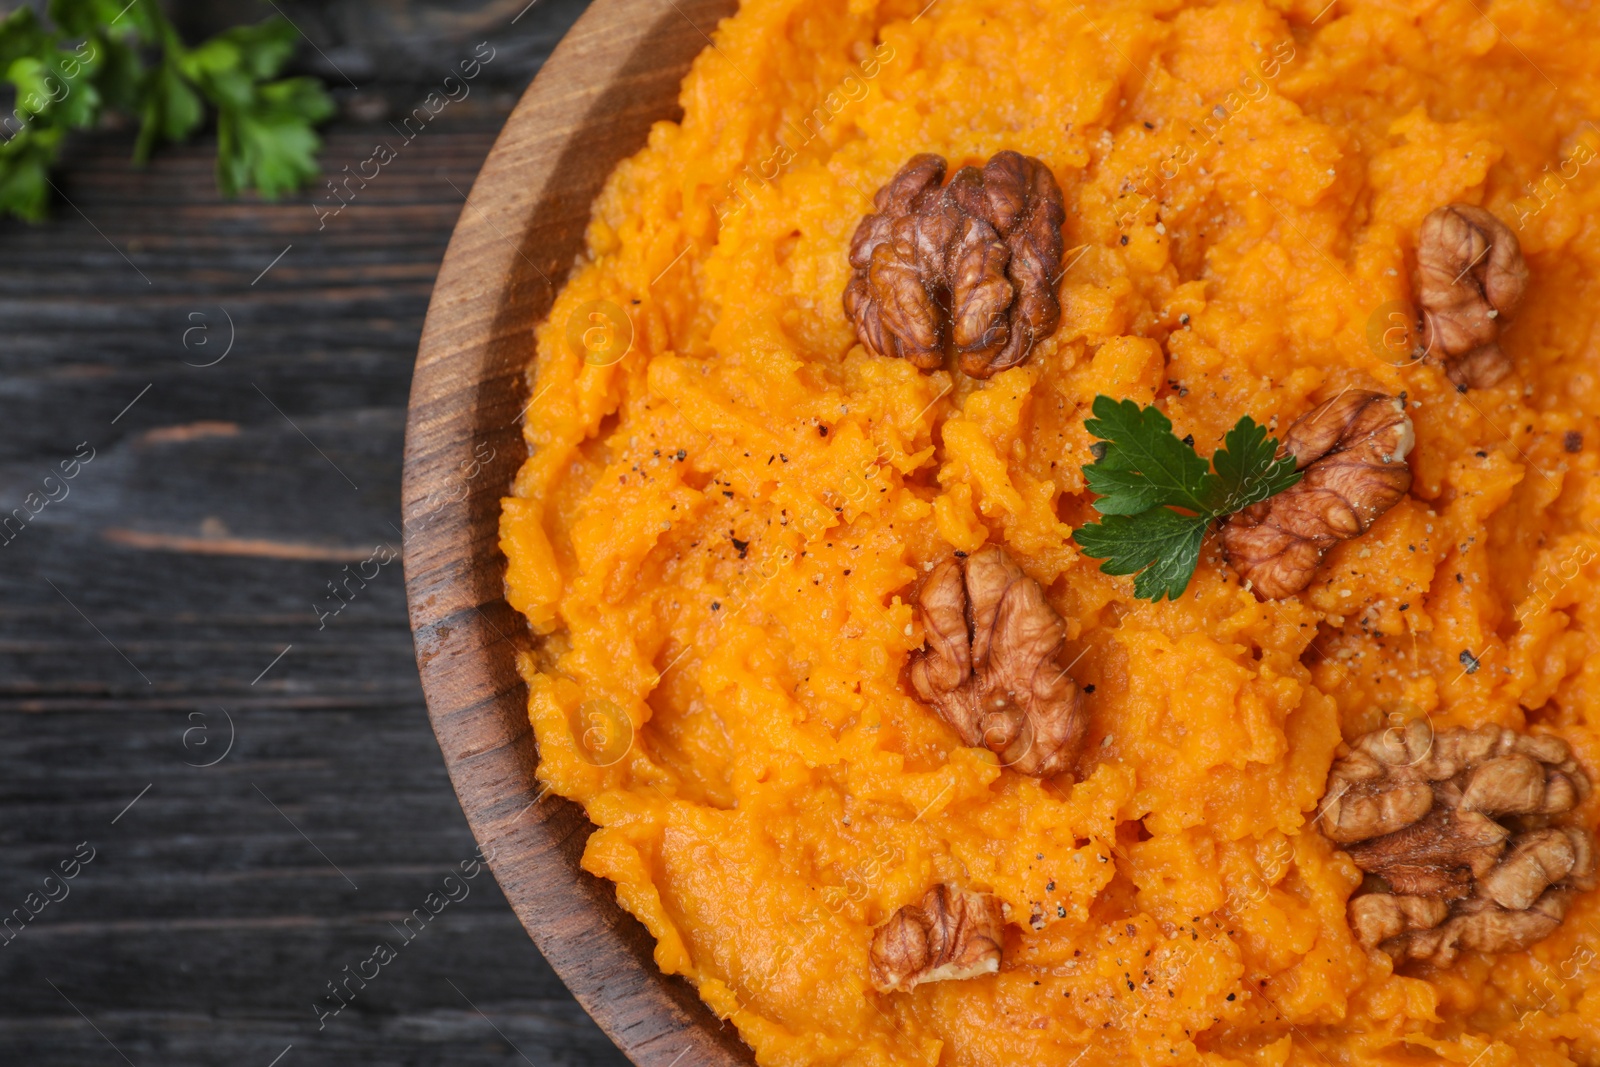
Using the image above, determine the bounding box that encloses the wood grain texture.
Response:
[402,0,751,1065]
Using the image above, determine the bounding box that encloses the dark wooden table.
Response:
[0,2,635,1064]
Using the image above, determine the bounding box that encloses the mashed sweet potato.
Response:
[499,0,1600,1061]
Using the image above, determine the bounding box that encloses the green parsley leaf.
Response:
[1082,395,1212,515]
[47,0,160,41]
[0,9,54,67]
[0,1,331,221]
[0,126,63,221]
[166,18,333,197]
[135,60,204,162]
[210,75,333,198]
[1072,506,1209,602]
[1204,414,1302,515]
[1073,396,1303,602]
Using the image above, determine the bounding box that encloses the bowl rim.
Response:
[400,1,748,1064]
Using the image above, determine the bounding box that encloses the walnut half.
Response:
[869,884,1005,993]
[843,151,1066,379]
[1219,390,1414,599]
[1323,721,1595,966]
[908,545,1089,778]
[1414,203,1530,389]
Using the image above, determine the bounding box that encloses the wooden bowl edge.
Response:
[401,0,749,1064]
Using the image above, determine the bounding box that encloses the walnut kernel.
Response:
[908,545,1088,778]
[869,884,1005,993]
[1414,203,1530,389]
[1324,721,1594,966]
[1219,390,1414,599]
[844,151,1066,379]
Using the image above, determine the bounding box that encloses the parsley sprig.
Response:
[1073,395,1302,601]
[0,0,333,221]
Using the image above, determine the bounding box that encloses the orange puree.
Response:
[499,0,1600,1061]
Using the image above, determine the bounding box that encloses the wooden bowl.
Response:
[400,1,749,1064]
